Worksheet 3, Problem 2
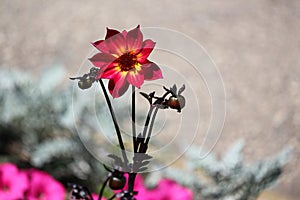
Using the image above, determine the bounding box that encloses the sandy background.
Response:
[1,0,299,199]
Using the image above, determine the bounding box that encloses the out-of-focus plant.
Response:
[130,174,192,200]
[0,66,109,190]
[0,162,65,200]
[146,140,292,200]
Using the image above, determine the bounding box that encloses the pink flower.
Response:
[145,179,193,200]
[0,163,29,199]
[119,174,192,200]
[89,25,163,98]
[26,169,65,200]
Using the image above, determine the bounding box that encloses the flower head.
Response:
[0,163,29,199]
[90,25,163,98]
[26,169,65,200]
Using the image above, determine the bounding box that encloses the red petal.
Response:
[92,40,110,54]
[106,33,127,56]
[141,62,163,80]
[126,25,143,52]
[122,30,127,38]
[92,28,121,53]
[101,65,121,79]
[108,72,129,98]
[136,39,156,63]
[105,27,120,40]
[89,53,116,68]
[127,71,144,88]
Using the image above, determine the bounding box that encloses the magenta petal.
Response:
[105,27,120,40]
[92,193,106,200]
[89,53,116,68]
[108,73,129,98]
[137,39,156,63]
[156,179,193,200]
[122,30,127,38]
[127,71,144,88]
[26,170,65,200]
[141,62,163,80]
[106,33,127,56]
[101,65,121,79]
[92,40,111,54]
[126,25,143,52]
[0,163,29,200]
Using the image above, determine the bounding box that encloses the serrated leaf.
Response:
[134,153,152,161]
[140,161,150,167]
[178,84,186,95]
[138,167,148,172]
[172,84,177,94]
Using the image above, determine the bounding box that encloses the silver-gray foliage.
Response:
[0,66,107,190]
[146,140,292,200]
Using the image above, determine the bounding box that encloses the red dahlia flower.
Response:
[89,25,163,98]
[0,163,29,199]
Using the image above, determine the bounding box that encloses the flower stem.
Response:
[142,91,170,147]
[107,194,117,200]
[127,172,137,193]
[130,87,138,197]
[138,106,154,153]
[98,176,110,200]
[145,106,159,145]
[141,106,154,139]
[132,86,137,153]
[98,80,128,165]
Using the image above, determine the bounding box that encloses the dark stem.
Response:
[132,86,137,153]
[98,80,128,164]
[143,91,170,146]
[141,106,154,139]
[138,106,154,153]
[98,176,110,200]
[129,87,137,197]
[145,106,159,145]
[107,194,117,200]
[127,172,137,193]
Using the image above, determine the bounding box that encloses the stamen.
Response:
[117,53,138,71]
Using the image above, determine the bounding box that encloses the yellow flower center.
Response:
[117,52,138,71]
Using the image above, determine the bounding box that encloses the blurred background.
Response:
[0,0,299,199]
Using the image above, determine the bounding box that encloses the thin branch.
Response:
[127,172,137,193]
[107,194,117,200]
[145,106,159,146]
[141,106,154,139]
[98,80,128,164]
[98,176,110,200]
[132,86,137,153]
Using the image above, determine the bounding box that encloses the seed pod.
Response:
[78,76,94,89]
[167,95,185,112]
[109,175,126,190]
